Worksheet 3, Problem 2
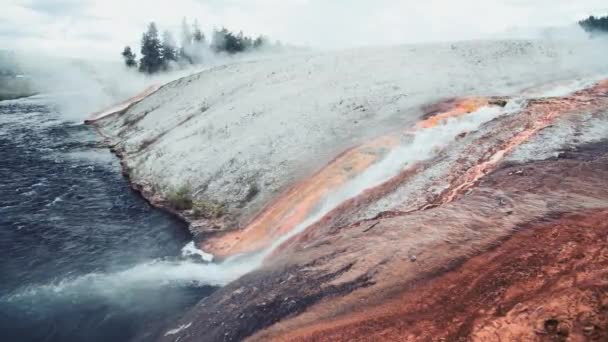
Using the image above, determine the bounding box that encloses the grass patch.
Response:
[193,200,225,219]
[167,184,225,218]
[167,184,193,210]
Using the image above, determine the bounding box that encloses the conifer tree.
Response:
[579,15,608,34]
[192,20,205,44]
[162,30,178,68]
[139,22,163,74]
[121,46,137,68]
[253,35,267,49]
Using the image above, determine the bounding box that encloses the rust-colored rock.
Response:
[268,209,608,341]
[200,97,496,258]
[150,81,608,341]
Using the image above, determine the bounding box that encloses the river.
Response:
[0,95,215,342]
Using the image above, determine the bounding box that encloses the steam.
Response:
[4,0,607,56]
[10,48,285,122]
[523,75,607,98]
[266,99,524,251]
[0,101,524,303]
[11,56,152,121]
[7,26,608,307]
[2,242,255,303]
[9,22,608,124]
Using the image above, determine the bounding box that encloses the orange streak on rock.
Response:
[441,113,554,204]
[201,98,491,258]
[203,81,608,259]
[417,98,489,128]
[201,134,399,257]
[154,80,608,342]
[85,84,161,123]
[435,80,608,205]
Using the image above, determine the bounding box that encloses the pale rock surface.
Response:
[95,40,608,233]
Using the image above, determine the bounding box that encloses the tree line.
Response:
[579,15,608,35]
[121,18,270,74]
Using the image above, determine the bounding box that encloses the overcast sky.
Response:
[2,0,608,60]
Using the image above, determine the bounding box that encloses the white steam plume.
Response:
[2,100,526,304]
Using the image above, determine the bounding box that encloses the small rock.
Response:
[544,319,559,333]
[514,170,524,176]
[557,323,570,337]
[409,255,417,262]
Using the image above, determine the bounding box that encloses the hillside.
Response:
[90,39,608,341]
[94,40,606,236]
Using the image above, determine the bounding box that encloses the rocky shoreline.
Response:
[87,112,195,233]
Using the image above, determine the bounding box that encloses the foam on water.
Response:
[181,241,214,262]
[5,259,234,304]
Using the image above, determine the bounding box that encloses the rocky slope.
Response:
[93,40,607,239]
[89,40,608,341]
[153,81,608,342]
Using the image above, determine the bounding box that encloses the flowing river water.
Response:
[0,95,216,342]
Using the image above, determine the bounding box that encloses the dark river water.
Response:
[0,96,215,342]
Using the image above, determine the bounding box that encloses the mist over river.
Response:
[0,95,215,342]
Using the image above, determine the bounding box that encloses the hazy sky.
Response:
[2,0,607,60]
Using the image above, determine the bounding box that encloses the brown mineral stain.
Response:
[264,209,608,342]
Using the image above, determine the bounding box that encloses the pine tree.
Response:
[162,30,178,68]
[579,15,608,34]
[236,31,252,51]
[139,22,163,74]
[192,20,205,44]
[121,46,137,68]
[212,27,245,53]
[253,35,267,49]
